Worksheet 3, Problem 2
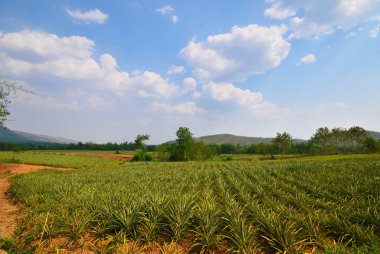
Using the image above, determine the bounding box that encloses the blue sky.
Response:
[1,0,380,143]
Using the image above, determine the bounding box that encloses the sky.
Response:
[1,0,380,144]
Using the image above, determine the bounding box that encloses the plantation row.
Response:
[6,154,380,253]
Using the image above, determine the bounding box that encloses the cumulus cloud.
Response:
[265,0,380,39]
[297,53,316,65]
[180,24,291,82]
[131,71,179,98]
[14,87,81,111]
[203,82,288,118]
[288,17,333,39]
[182,77,197,93]
[0,30,179,100]
[264,2,296,19]
[167,65,185,75]
[150,101,204,115]
[370,24,380,38]
[0,29,94,61]
[66,8,108,24]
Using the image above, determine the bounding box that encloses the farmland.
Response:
[0,152,379,253]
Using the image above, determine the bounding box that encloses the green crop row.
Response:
[3,153,380,253]
[0,151,122,168]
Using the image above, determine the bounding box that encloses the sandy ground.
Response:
[0,164,71,239]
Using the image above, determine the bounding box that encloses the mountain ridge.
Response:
[0,126,78,144]
[1,127,379,146]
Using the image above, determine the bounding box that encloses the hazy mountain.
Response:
[196,134,274,145]
[366,130,380,140]
[0,126,78,144]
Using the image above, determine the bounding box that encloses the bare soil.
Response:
[0,164,72,239]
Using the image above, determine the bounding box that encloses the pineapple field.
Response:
[0,152,379,253]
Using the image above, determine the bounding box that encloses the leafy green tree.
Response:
[347,126,366,152]
[0,78,11,125]
[134,134,150,151]
[363,136,379,153]
[311,127,331,154]
[133,134,151,161]
[273,132,293,154]
[174,127,194,161]
[0,76,33,126]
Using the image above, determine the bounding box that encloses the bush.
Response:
[132,150,152,161]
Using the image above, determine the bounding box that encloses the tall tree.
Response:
[175,127,194,161]
[347,126,366,152]
[273,132,293,154]
[311,127,331,154]
[331,127,345,154]
[0,78,12,125]
[134,134,150,151]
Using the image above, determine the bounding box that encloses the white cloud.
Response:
[370,24,380,38]
[87,95,109,109]
[14,87,81,111]
[167,65,185,75]
[203,82,288,118]
[131,71,179,98]
[65,88,113,109]
[182,77,197,93]
[0,30,179,100]
[297,53,316,65]
[150,101,205,115]
[180,24,291,82]
[156,6,173,15]
[265,0,380,39]
[264,2,296,19]
[171,15,179,24]
[156,6,179,24]
[288,17,333,39]
[66,8,108,24]
[0,29,94,61]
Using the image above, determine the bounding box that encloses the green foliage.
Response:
[0,79,11,126]
[132,150,152,161]
[310,126,374,154]
[273,132,293,154]
[134,134,150,151]
[173,126,194,161]
[155,127,216,161]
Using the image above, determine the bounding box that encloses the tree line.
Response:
[1,126,379,158]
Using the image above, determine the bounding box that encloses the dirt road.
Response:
[0,164,71,238]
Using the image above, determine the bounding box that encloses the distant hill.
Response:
[366,130,380,140]
[0,126,78,144]
[196,134,273,146]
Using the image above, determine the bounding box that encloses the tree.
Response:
[273,132,293,154]
[0,78,12,125]
[0,76,33,126]
[133,134,151,161]
[134,134,150,151]
[363,136,379,153]
[311,127,331,154]
[347,126,366,152]
[174,127,194,161]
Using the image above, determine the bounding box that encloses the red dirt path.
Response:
[0,164,71,239]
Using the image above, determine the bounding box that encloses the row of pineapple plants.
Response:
[5,156,380,253]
